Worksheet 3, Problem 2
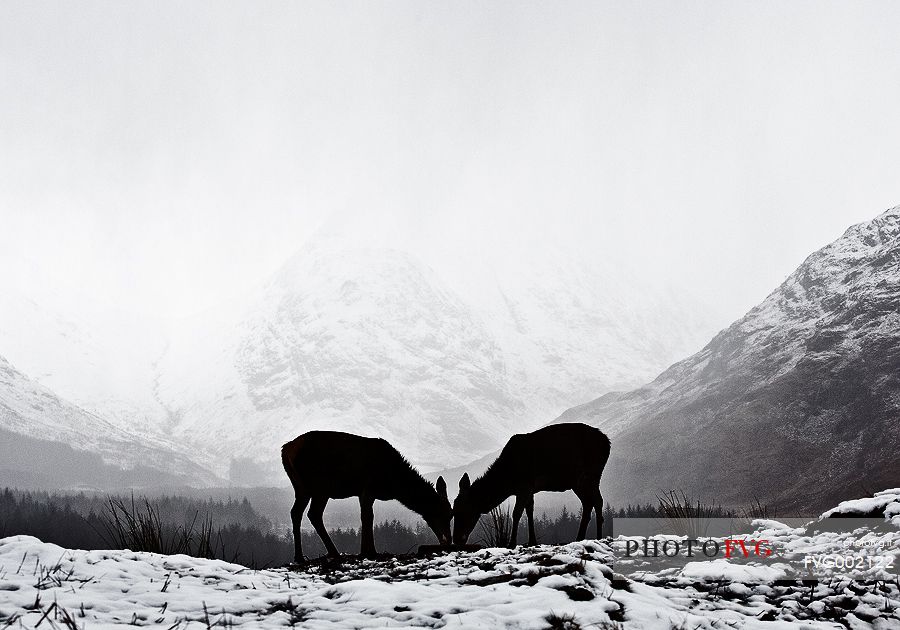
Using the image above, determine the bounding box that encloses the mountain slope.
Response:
[151,242,719,478]
[0,234,720,482]
[0,289,168,435]
[0,354,219,488]
[154,246,524,473]
[556,206,900,512]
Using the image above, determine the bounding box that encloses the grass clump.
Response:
[478,505,513,547]
[544,611,582,630]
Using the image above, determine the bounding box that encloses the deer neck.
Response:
[392,465,439,519]
[471,461,514,514]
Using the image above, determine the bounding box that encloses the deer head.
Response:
[452,473,478,544]
[424,476,453,546]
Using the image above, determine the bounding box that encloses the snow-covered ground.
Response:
[1,490,898,629]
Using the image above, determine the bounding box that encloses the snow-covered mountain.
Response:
[151,241,718,477]
[0,353,219,488]
[0,218,720,483]
[556,206,900,512]
[0,289,168,435]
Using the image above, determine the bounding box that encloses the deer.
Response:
[281,430,452,562]
[452,422,610,547]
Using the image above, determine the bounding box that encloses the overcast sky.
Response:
[2,1,899,323]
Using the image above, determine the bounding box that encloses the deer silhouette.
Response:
[453,422,610,546]
[282,431,452,561]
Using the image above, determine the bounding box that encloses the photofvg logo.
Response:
[611,518,898,581]
[624,537,773,559]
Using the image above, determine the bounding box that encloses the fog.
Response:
[2,0,900,325]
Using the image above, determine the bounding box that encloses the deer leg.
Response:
[525,496,536,546]
[359,496,377,558]
[593,490,604,539]
[290,494,310,563]
[308,496,339,558]
[510,497,526,548]
[576,495,592,541]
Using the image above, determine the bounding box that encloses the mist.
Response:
[2,7,900,622]
[2,1,899,324]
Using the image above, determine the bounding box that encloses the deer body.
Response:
[453,423,610,546]
[281,431,451,561]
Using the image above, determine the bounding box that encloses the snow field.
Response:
[0,490,897,629]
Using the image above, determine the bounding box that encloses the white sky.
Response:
[2,1,899,322]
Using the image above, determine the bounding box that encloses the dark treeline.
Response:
[0,489,735,568]
[526,503,687,543]
[0,488,292,568]
[0,489,436,567]
[0,489,270,530]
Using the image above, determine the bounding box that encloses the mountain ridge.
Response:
[554,205,900,511]
[149,241,721,477]
[0,239,720,482]
[0,353,221,488]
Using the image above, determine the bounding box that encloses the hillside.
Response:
[0,354,219,488]
[0,239,719,483]
[148,241,720,477]
[0,289,167,435]
[556,206,900,512]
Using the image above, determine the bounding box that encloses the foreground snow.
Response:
[1,491,898,629]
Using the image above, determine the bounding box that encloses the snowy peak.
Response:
[557,205,900,512]
[239,247,509,416]
[150,239,720,478]
[234,246,520,449]
[744,204,900,336]
[1,234,721,482]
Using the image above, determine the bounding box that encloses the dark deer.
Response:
[281,431,452,562]
[453,422,610,546]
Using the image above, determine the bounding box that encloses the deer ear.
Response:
[459,473,471,491]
